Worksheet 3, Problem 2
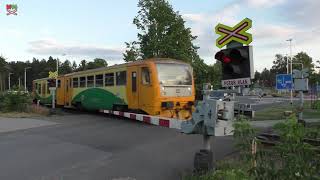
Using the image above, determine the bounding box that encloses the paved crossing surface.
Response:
[0,113,234,180]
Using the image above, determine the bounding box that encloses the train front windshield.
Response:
[156,63,192,86]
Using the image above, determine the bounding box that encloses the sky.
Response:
[0,0,319,72]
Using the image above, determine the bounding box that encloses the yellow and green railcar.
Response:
[33,58,195,119]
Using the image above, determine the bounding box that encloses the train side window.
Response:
[66,80,69,92]
[57,80,61,88]
[116,71,126,86]
[80,77,86,87]
[38,84,41,94]
[95,74,103,87]
[87,76,94,87]
[105,73,114,86]
[132,72,137,92]
[35,83,38,93]
[73,77,79,88]
[42,83,45,95]
[46,82,50,94]
[141,67,151,85]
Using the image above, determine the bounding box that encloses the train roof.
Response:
[64,58,188,76]
[33,58,190,81]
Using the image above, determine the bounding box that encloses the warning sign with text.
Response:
[222,78,251,87]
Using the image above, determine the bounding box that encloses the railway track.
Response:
[257,132,320,152]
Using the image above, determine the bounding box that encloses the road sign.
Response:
[276,74,293,90]
[215,18,253,49]
[48,71,58,79]
[222,78,252,87]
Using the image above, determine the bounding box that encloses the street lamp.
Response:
[286,38,293,104]
[24,67,31,92]
[8,72,13,91]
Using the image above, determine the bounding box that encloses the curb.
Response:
[99,110,183,130]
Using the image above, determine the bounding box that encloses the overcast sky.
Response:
[1,0,319,71]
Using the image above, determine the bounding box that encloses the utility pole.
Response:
[18,77,21,88]
[286,53,289,74]
[287,39,293,105]
[8,73,13,91]
[24,67,31,92]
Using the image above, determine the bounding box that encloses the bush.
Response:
[185,115,320,179]
[314,100,320,110]
[0,90,32,112]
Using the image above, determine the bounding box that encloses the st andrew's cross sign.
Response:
[215,18,253,48]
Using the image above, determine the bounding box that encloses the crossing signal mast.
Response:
[181,18,255,172]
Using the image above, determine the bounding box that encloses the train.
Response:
[32,58,195,120]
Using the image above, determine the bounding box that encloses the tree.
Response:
[124,0,200,63]
[0,56,8,91]
[207,61,222,89]
[253,71,261,85]
[124,0,209,97]
[123,42,141,62]
[271,54,288,74]
[72,61,78,71]
[260,68,273,87]
[293,52,318,84]
[59,60,72,75]
[87,58,108,69]
[78,60,87,71]
[293,52,314,70]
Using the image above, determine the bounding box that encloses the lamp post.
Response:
[8,73,13,91]
[24,67,31,92]
[286,38,293,104]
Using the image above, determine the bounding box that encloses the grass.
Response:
[0,105,50,118]
[254,102,320,121]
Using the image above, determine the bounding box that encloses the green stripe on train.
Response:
[71,88,127,110]
[35,94,52,104]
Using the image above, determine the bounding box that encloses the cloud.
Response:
[27,39,124,60]
[182,0,320,71]
[245,0,286,8]
[253,24,299,40]
[280,0,320,27]
[182,3,242,59]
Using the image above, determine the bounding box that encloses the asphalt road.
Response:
[235,96,293,111]
[0,113,234,180]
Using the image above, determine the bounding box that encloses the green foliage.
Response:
[233,116,256,156]
[184,169,250,180]
[189,115,320,179]
[124,0,220,99]
[305,127,320,139]
[314,100,320,110]
[129,0,199,62]
[123,41,141,62]
[0,56,9,92]
[269,115,319,179]
[5,57,109,91]
[87,58,108,70]
[0,90,32,112]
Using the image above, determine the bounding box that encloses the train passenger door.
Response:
[139,66,153,113]
[127,66,139,109]
[56,77,65,105]
[64,76,72,107]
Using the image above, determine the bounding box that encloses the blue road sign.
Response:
[276,74,293,90]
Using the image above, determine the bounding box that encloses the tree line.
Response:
[0,56,108,91]
[253,52,320,88]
